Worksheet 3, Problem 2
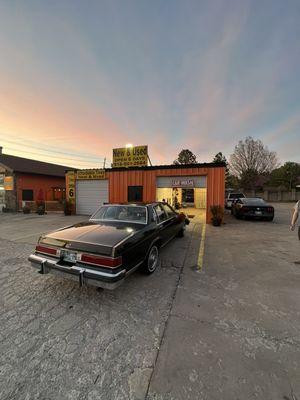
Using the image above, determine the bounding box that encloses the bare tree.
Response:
[229,136,279,177]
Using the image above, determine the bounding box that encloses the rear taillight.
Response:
[241,206,249,212]
[36,245,59,257]
[80,254,122,269]
[267,207,274,213]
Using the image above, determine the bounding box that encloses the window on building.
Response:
[128,186,143,202]
[22,189,34,201]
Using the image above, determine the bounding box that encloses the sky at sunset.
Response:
[0,0,299,168]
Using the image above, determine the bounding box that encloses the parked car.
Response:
[28,203,189,289]
[225,192,245,209]
[232,198,274,221]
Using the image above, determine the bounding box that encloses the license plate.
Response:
[255,211,262,215]
[62,251,77,263]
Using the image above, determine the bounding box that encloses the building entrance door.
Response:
[182,188,194,205]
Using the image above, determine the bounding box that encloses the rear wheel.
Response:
[266,216,274,221]
[142,245,159,274]
[177,227,185,238]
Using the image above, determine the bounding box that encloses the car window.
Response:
[153,204,168,223]
[162,204,176,218]
[90,205,147,224]
[229,193,244,199]
[244,198,266,205]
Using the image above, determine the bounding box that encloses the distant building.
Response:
[0,146,71,211]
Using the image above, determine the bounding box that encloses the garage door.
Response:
[76,180,109,215]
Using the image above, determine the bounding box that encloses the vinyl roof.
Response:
[0,153,74,177]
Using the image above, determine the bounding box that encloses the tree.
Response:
[213,152,227,164]
[173,149,197,165]
[229,136,279,177]
[268,162,300,189]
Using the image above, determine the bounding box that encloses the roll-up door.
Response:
[76,180,109,215]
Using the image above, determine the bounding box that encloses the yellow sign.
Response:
[66,171,76,202]
[77,169,105,180]
[4,176,14,191]
[112,145,148,168]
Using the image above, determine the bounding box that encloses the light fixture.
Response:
[125,143,133,148]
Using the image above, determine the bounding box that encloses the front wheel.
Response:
[142,245,160,274]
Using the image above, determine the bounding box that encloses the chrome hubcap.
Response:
[148,246,159,272]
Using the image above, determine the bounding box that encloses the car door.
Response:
[161,203,181,237]
[153,204,175,245]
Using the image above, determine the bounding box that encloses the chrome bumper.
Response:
[28,254,126,290]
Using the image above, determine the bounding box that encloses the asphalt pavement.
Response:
[1,205,300,400]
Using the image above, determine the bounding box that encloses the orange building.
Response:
[67,163,225,223]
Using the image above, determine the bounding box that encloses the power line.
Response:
[0,135,108,162]
[4,146,110,167]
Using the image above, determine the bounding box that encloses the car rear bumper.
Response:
[241,212,274,219]
[28,253,126,290]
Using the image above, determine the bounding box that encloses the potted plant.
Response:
[23,205,31,214]
[63,200,73,216]
[36,200,46,215]
[210,205,224,226]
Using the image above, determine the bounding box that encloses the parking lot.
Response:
[1,204,300,400]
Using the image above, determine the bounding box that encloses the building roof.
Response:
[0,153,73,177]
[103,161,226,172]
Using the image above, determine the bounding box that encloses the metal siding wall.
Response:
[206,167,225,223]
[108,166,225,223]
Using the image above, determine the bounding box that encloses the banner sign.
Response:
[171,179,194,188]
[4,176,14,191]
[77,169,105,180]
[112,145,148,168]
[66,171,76,202]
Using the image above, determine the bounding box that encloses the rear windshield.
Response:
[90,205,147,224]
[229,193,245,199]
[243,198,266,205]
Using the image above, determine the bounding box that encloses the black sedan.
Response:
[232,198,274,221]
[29,203,188,289]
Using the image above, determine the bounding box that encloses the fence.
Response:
[244,189,300,202]
[20,201,64,212]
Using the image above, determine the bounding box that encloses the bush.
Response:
[210,205,224,226]
[37,205,46,215]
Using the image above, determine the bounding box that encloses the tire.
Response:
[177,227,185,238]
[266,216,274,222]
[142,245,160,274]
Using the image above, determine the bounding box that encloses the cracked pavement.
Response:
[0,212,200,400]
[1,205,300,399]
